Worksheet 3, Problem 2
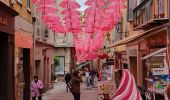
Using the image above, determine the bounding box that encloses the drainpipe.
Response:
[32,17,36,76]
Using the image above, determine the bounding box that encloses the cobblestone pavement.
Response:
[42,82,98,100]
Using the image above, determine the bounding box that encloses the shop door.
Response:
[129,57,137,82]
[35,60,41,77]
[0,32,12,100]
[23,49,30,100]
[17,48,30,100]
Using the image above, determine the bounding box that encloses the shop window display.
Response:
[143,48,169,100]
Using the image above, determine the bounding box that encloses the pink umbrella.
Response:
[86,52,99,60]
[41,14,60,22]
[59,0,80,9]
[37,5,58,13]
[60,9,81,15]
[60,3,82,34]
[39,0,55,5]
[85,0,105,7]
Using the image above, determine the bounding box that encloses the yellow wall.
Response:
[12,0,33,23]
[1,0,32,22]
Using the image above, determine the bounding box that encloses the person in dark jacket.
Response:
[64,72,72,92]
[71,70,82,100]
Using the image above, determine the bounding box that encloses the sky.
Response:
[76,0,88,11]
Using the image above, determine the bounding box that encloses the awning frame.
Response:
[141,47,167,60]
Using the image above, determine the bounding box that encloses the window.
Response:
[55,56,65,75]
[44,27,49,38]
[127,0,133,21]
[17,0,22,4]
[27,0,30,8]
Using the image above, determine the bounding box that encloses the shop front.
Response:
[14,31,33,100]
[130,25,169,99]
[0,2,18,100]
[35,41,54,90]
[114,45,127,69]
[141,28,168,99]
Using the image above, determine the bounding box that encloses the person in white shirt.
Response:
[85,69,90,86]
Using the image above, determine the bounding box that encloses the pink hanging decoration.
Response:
[59,0,82,34]
[37,5,58,13]
[32,0,128,62]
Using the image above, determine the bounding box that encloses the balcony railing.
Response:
[133,0,169,30]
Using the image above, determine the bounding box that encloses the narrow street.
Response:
[42,82,98,100]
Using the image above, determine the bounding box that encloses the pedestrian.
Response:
[85,69,90,86]
[64,72,72,92]
[89,70,96,86]
[71,70,82,100]
[30,76,44,100]
[97,69,102,81]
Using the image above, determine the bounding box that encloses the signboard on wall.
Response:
[152,67,169,75]
[147,30,167,48]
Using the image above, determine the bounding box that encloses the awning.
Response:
[141,47,167,60]
[111,24,168,47]
[76,62,90,68]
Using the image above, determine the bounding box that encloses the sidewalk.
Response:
[42,82,98,100]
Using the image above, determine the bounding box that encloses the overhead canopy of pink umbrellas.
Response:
[32,0,127,62]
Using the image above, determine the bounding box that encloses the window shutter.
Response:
[44,27,49,38]
[127,0,133,22]
[34,17,41,39]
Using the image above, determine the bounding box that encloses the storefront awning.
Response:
[76,62,90,68]
[141,47,167,60]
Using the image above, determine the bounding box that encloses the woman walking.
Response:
[30,76,44,100]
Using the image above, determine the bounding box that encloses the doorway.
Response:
[0,33,14,100]
[129,57,137,81]
[17,48,30,100]
[35,60,41,77]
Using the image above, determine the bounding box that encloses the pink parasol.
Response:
[37,5,58,13]
[59,0,80,9]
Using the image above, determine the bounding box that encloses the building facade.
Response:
[33,5,55,90]
[11,0,33,100]
[54,0,76,77]
[111,0,169,90]
[0,1,18,100]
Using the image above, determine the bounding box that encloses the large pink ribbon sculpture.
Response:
[112,69,142,100]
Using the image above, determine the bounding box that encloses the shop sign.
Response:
[0,15,7,25]
[152,67,169,75]
[147,31,167,48]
